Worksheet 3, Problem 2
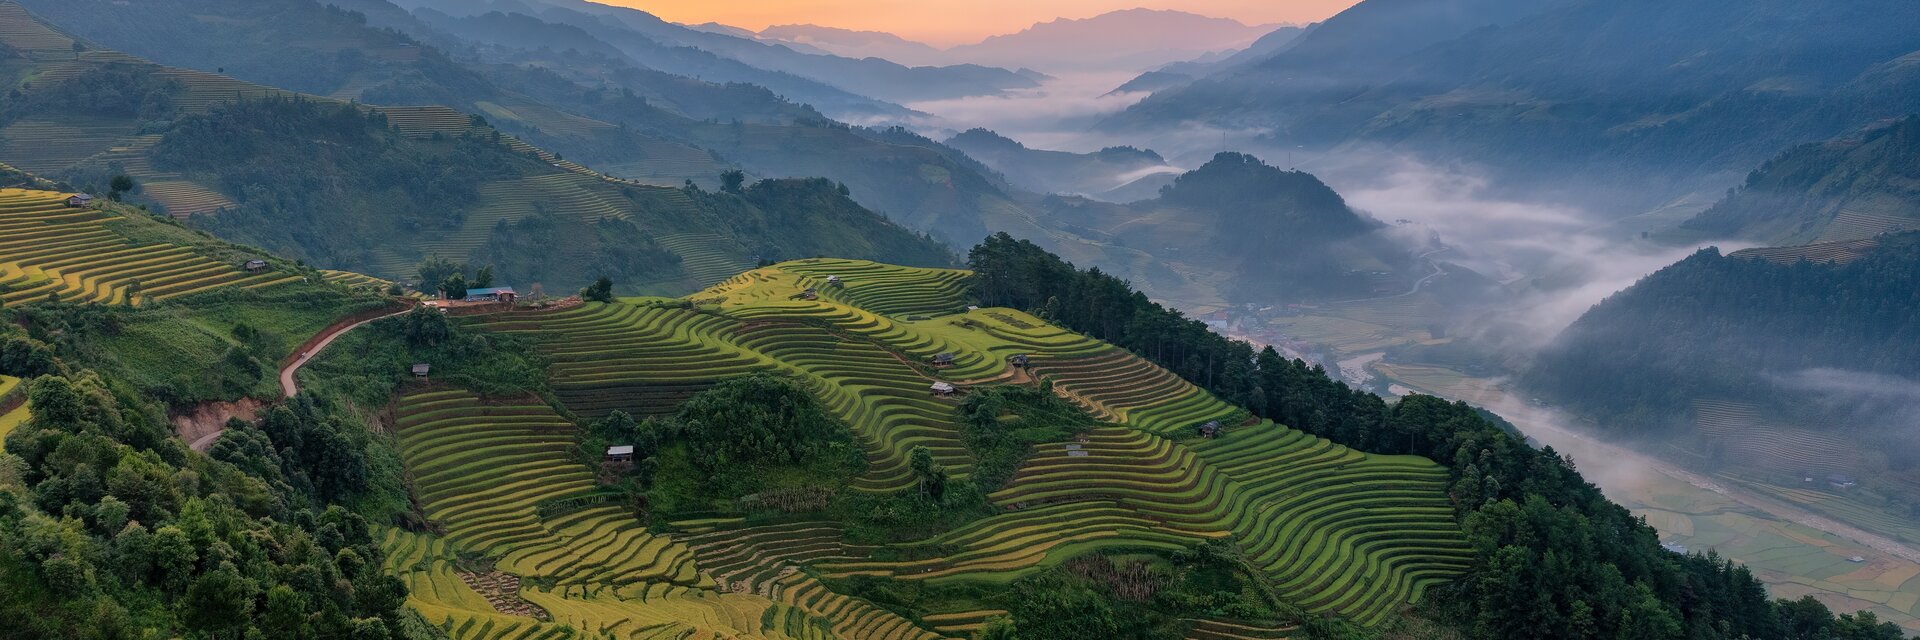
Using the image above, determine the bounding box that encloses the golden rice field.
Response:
[0,189,299,307]
[458,259,1469,629]
[0,374,26,450]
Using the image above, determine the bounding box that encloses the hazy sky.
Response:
[604,1,1362,47]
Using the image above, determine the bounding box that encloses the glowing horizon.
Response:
[596,1,1362,47]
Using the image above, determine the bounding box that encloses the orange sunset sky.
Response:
[600,1,1363,47]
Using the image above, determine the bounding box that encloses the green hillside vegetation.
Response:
[1526,234,1920,506]
[1683,116,1920,244]
[0,243,432,636]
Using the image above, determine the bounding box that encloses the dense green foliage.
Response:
[0,372,425,639]
[1156,153,1375,254]
[589,375,865,518]
[956,384,1094,492]
[992,544,1291,640]
[298,307,548,408]
[1684,116,1920,243]
[0,64,180,126]
[4,286,385,407]
[967,233,1909,639]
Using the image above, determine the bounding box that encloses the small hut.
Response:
[605,445,635,464]
[1198,420,1223,439]
[931,352,956,367]
[825,275,843,287]
[66,194,94,208]
[1009,354,1030,368]
[411,363,431,377]
[930,381,957,397]
[243,259,269,273]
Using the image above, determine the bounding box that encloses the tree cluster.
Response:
[586,375,865,516]
[0,374,424,639]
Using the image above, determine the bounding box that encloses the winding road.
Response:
[280,306,415,398]
[187,304,415,452]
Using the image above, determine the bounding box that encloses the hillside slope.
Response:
[1527,234,1920,498]
[1028,153,1408,302]
[0,2,952,292]
[16,0,1035,248]
[1682,116,1920,244]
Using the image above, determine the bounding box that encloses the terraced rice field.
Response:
[380,526,838,640]
[138,180,234,219]
[379,105,479,139]
[0,117,138,174]
[1693,399,1859,474]
[0,375,26,449]
[780,260,972,317]
[680,523,944,640]
[471,297,976,492]
[0,0,74,51]
[1817,209,1918,243]
[1025,349,1244,432]
[816,423,1470,626]
[457,260,1469,628]
[0,189,299,306]
[424,173,633,261]
[320,269,392,293]
[657,233,754,288]
[394,389,706,587]
[598,141,726,184]
[1731,239,1882,265]
[1184,618,1295,640]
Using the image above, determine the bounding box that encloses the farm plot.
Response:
[781,259,973,317]
[139,179,234,219]
[0,117,139,174]
[0,374,25,449]
[1691,399,1859,474]
[1025,348,1245,433]
[815,422,1470,626]
[393,390,706,588]
[422,173,634,262]
[0,188,297,307]
[380,527,829,640]
[474,296,981,493]
[657,233,755,289]
[680,523,946,640]
[1817,209,1918,244]
[1731,239,1881,265]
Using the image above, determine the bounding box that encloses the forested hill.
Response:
[1525,234,1920,495]
[1029,152,1406,302]
[1154,152,1380,250]
[1682,116,1920,245]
